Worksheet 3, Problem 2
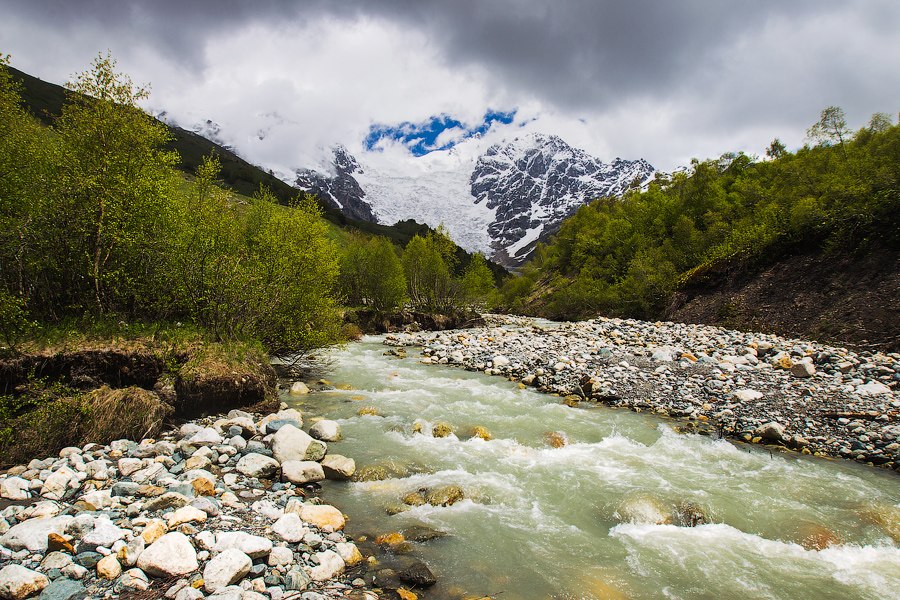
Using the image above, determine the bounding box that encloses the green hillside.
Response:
[501,108,899,348]
[7,65,442,247]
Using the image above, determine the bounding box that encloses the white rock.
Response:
[308,550,345,581]
[236,454,280,479]
[281,461,325,485]
[271,424,326,463]
[119,568,150,591]
[250,500,283,520]
[175,587,204,600]
[272,513,307,543]
[81,489,113,509]
[289,381,310,395]
[856,381,892,396]
[166,506,207,528]
[137,532,199,577]
[40,466,76,500]
[308,420,341,442]
[213,531,273,559]
[320,455,355,480]
[0,515,73,552]
[203,548,252,593]
[651,347,676,362]
[491,355,510,367]
[189,428,223,445]
[0,564,49,599]
[117,458,143,477]
[0,477,30,500]
[733,389,764,402]
[81,516,125,550]
[267,546,294,567]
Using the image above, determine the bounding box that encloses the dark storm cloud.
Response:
[2,0,851,111]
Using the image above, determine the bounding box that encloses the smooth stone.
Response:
[272,513,306,543]
[203,549,252,593]
[79,517,124,551]
[294,504,345,532]
[1,477,31,500]
[143,492,190,512]
[166,506,207,528]
[398,559,437,587]
[267,547,294,567]
[137,532,199,577]
[308,550,344,581]
[334,542,364,566]
[733,389,764,402]
[308,420,341,442]
[289,382,310,395]
[0,565,49,599]
[117,568,150,591]
[96,555,122,580]
[1,516,74,552]
[271,425,326,463]
[213,531,273,559]
[754,421,787,443]
[281,461,325,485]
[236,454,280,479]
[320,455,355,481]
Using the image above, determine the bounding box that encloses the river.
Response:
[285,335,900,600]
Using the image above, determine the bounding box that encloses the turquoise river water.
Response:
[285,336,900,600]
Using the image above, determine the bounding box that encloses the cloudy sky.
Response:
[2,0,899,174]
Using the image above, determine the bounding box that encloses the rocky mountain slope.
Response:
[294,134,654,267]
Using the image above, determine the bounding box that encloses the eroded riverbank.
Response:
[386,315,900,470]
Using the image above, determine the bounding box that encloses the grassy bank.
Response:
[0,322,278,467]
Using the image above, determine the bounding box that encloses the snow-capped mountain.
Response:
[294,147,375,222]
[472,134,654,264]
[294,133,654,267]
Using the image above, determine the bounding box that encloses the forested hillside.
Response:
[0,54,500,356]
[502,108,899,349]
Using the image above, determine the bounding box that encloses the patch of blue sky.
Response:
[364,109,516,156]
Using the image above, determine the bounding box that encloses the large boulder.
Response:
[308,550,345,582]
[321,455,355,480]
[271,425,326,463]
[281,461,325,485]
[236,454,280,479]
[0,516,73,552]
[203,549,252,593]
[136,532,199,577]
[0,565,49,599]
[754,421,786,443]
[308,420,341,442]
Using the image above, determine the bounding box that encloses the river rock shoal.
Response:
[0,405,377,600]
[385,314,900,471]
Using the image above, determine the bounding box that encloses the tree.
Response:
[867,112,893,133]
[339,235,406,312]
[807,106,850,147]
[402,234,453,312]
[459,253,496,310]
[54,51,178,313]
[765,138,786,159]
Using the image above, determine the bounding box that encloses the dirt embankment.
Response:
[0,341,277,466]
[666,247,900,352]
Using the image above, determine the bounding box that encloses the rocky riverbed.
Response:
[385,314,900,471]
[0,403,379,600]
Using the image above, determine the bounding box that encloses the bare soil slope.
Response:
[666,247,899,352]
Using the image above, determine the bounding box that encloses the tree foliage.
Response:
[0,53,341,354]
[502,108,900,320]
